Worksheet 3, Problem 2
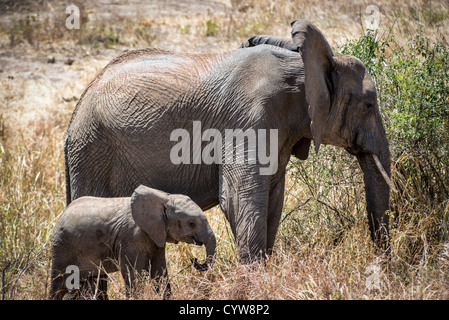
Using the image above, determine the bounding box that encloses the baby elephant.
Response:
[49,185,216,299]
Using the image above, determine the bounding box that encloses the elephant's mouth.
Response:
[345,146,358,156]
[345,131,370,156]
[192,236,203,246]
[345,128,377,156]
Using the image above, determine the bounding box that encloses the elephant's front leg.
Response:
[266,172,286,254]
[220,165,271,263]
[151,247,171,299]
[119,251,150,299]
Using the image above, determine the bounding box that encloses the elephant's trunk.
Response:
[192,227,216,271]
[357,146,391,250]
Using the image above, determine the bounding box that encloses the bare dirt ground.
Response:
[0,0,231,126]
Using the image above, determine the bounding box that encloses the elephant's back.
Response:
[95,48,223,99]
[51,197,130,262]
[77,49,225,131]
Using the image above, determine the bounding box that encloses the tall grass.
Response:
[0,121,66,299]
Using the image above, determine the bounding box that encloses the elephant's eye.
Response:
[365,100,374,109]
[189,221,196,228]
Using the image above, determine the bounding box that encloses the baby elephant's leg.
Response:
[120,253,150,298]
[151,247,171,299]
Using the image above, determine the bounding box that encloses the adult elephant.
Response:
[64,20,393,262]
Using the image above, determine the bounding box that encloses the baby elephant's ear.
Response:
[130,185,169,248]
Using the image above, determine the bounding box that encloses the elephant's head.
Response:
[130,185,216,270]
[241,20,394,249]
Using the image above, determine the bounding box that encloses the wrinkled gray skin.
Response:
[64,20,391,263]
[49,185,216,300]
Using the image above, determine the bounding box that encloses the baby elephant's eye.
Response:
[189,221,196,228]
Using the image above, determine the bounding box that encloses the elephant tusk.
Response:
[372,154,397,193]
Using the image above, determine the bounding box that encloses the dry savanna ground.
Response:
[1,0,449,300]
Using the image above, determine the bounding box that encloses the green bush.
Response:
[205,19,220,37]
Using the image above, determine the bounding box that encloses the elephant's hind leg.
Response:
[66,128,116,200]
[49,272,68,300]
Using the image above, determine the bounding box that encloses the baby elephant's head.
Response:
[130,185,216,271]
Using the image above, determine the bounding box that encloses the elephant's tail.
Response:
[64,134,72,206]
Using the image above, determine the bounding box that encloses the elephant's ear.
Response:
[291,137,311,160]
[291,19,334,154]
[130,185,169,248]
[239,35,299,52]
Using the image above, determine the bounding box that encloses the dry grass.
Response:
[1,0,449,300]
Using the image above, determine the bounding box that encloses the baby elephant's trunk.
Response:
[192,227,216,271]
